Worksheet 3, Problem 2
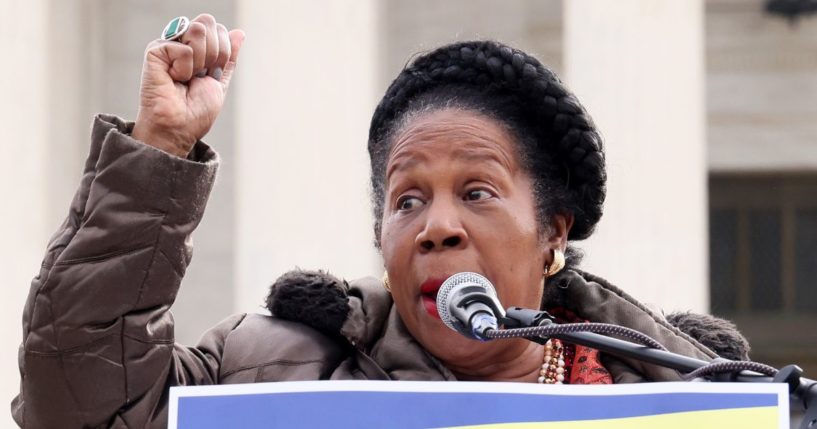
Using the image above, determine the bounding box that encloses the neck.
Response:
[443,339,544,383]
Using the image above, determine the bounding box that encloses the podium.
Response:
[169,380,788,428]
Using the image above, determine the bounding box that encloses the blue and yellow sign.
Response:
[169,380,788,428]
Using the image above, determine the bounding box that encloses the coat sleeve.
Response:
[12,114,232,428]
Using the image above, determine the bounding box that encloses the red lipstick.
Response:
[420,277,448,320]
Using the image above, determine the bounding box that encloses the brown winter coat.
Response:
[12,115,748,428]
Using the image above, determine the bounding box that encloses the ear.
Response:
[547,213,574,251]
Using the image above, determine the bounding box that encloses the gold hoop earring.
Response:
[382,271,391,292]
[544,248,565,277]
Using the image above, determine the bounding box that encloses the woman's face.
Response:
[380,108,570,367]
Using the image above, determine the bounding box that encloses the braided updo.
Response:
[368,40,606,248]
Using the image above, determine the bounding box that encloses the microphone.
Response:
[436,272,506,341]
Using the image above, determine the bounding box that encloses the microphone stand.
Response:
[496,307,817,429]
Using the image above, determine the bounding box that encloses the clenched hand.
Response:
[133,14,245,157]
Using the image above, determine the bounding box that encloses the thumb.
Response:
[220,30,246,90]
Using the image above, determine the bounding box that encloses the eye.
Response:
[397,196,425,211]
[465,189,493,202]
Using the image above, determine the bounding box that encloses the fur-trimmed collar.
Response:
[265,269,750,362]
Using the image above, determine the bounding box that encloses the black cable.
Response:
[485,323,781,381]
[683,361,779,380]
[484,322,668,351]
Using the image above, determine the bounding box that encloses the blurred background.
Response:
[2,0,816,426]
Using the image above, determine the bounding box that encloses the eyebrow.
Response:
[385,145,514,183]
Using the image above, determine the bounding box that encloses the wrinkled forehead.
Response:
[386,108,521,178]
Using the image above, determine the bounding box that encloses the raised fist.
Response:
[132,14,245,157]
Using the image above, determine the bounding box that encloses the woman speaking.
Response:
[12,13,748,428]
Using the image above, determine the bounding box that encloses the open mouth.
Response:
[421,289,439,302]
[420,277,447,320]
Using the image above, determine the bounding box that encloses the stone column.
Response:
[563,0,708,312]
[234,1,382,312]
[0,0,49,424]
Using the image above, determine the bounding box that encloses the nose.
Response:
[415,199,468,253]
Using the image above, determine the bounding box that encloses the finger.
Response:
[220,29,246,89]
[192,13,218,72]
[211,24,231,80]
[180,22,206,75]
[145,40,194,82]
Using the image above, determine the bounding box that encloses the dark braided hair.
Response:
[368,40,606,253]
